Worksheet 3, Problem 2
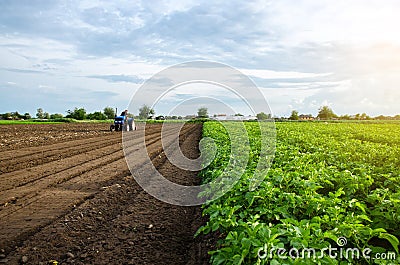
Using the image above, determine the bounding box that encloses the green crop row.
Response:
[196,121,400,265]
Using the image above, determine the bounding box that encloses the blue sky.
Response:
[1,0,400,117]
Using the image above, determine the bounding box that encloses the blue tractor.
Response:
[110,109,136,132]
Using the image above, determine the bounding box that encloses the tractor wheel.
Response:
[110,125,115,131]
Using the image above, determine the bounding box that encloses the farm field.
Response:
[0,122,212,264]
[2,121,400,264]
[198,121,400,264]
[0,123,112,151]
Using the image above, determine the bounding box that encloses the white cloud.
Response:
[242,69,331,80]
[0,0,399,116]
[262,0,400,46]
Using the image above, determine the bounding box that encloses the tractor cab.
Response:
[110,109,136,131]
[114,116,126,130]
[110,115,126,131]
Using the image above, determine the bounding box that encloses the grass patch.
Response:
[0,120,63,125]
[0,119,114,125]
[74,119,114,123]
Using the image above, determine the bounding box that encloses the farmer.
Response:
[128,117,135,131]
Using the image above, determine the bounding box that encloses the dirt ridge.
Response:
[0,123,214,264]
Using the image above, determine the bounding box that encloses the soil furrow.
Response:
[0,126,178,193]
[0,124,193,247]
[0,124,164,174]
[0,123,213,265]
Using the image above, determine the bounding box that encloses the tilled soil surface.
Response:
[0,123,110,152]
[0,122,215,264]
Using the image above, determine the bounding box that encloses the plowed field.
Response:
[0,123,213,264]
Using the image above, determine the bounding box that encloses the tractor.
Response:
[110,108,136,132]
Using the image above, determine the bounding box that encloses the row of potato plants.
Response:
[196,121,400,264]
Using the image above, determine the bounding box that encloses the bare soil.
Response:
[0,122,215,264]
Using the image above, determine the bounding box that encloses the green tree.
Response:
[360,113,370,120]
[197,107,208,118]
[340,114,351,120]
[36,108,44,119]
[2,113,12,119]
[23,112,31,120]
[289,110,299,120]
[50,113,63,119]
[317,106,336,120]
[66,107,86,120]
[11,111,23,120]
[256,112,271,120]
[87,111,107,120]
[103,107,115,119]
[138,105,155,119]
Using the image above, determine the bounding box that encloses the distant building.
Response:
[299,114,314,121]
[185,115,197,119]
[211,114,257,121]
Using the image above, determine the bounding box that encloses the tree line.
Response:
[0,107,117,121]
[1,105,400,121]
[288,106,400,121]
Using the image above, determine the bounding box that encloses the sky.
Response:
[1,0,400,117]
